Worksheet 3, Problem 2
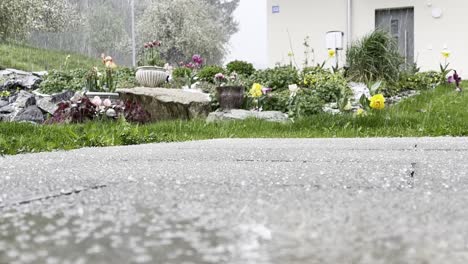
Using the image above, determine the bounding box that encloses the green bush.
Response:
[260,89,323,117]
[197,65,225,83]
[249,66,299,91]
[303,70,349,103]
[226,60,255,76]
[396,71,442,93]
[39,69,88,94]
[346,30,404,83]
[40,67,137,94]
[172,67,192,79]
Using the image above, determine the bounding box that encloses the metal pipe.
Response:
[131,0,136,67]
[347,0,352,46]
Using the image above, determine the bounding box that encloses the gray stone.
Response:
[106,108,117,118]
[14,90,36,108]
[0,100,8,108]
[50,90,75,103]
[206,109,289,123]
[36,97,58,115]
[117,87,211,122]
[0,105,15,114]
[12,106,44,123]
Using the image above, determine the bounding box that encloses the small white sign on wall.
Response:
[272,5,280,14]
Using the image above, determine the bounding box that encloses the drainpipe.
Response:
[347,0,352,47]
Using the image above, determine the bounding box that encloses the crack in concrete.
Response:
[0,184,107,209]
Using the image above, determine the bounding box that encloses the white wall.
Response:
[267,0,347,68]
[268,0,468,74]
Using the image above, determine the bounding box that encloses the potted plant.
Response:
[136,40,168,87]
[214,72,245,110]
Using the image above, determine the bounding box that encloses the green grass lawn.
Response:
[1,83,467,155]
[0,43,100,72]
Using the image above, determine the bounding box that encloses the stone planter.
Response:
[216,86,244,110]
[135,66,168,87]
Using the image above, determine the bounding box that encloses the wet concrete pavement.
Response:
[1,138,468,264]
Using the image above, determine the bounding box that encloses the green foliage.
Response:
[303,70,349,103]
[40,67,137,94]
[346,30,404,83]
[0,0,79,41]
[226,60,255,76]
[172,67,192,79]
[3,83,468,155]
[137,0,239,64]
[249,66,299,91]
[197,65,225,83]
[39,69,88,94]
[395,71,442,94]
[288,89,324,118]
[0,43,100,72]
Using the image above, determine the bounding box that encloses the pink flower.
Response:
[192,54,203,65]
[91,96,102,106]
[103,99,112,107]
[262,87,272,95]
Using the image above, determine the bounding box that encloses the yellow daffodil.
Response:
[369,94,385,110]
[328,49,336,58]
[250,83,263,98]
[441,49,451,58]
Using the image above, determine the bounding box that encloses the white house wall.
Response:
[267,0,468,74]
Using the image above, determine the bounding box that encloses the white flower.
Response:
[288,84,299,97]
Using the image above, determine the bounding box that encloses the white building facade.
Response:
[267,0,467,74]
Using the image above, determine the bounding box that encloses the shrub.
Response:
[303,70,349,103]
[249,66,299,91]
[39,69,88,94]
[197,65,225,83]
[346,30,404,83]
[260,89,323,117]
[40,67,137,94]
[289,89,324,118]
[226,60,255,76]
[396,71,442,93]
[172,67,192,78]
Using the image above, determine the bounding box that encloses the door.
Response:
[375,7,414,66]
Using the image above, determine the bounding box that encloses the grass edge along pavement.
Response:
[1,83,468,156]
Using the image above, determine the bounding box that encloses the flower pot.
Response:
[216,86,245,110]
[135,66,168,87]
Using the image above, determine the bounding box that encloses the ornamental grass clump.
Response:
[346,30,404,83]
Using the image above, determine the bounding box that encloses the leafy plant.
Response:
[303,70,349,103]
[249,66,299,91]
[346,30,404,83]
[197,65,225,83]
[172,67,192,79]
[39,69,88,94]
[46,96,97,124]
[123,100,151,123]
[226,60,255,77]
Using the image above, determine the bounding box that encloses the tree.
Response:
[137,0,239,65]
[0,0,79,41]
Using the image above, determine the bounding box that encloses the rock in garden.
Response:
[117,87,211,122]
[36,91,75,115]
[0,105,15,114]
[106,108,117,118]
[0,100,8,108]
[36,97,58,115]
[14,91,36,108]
[12,106,44,123]
[206,109,289,123]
